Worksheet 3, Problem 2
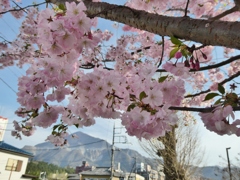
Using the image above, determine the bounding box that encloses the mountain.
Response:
[22,132,227,179]
[22,131,159,172]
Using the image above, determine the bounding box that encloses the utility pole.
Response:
[133,156,137,180]
[110,123,128,180]
[110,124,115,180]
[226,147,232,180]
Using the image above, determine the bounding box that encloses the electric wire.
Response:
[22,140,105,151]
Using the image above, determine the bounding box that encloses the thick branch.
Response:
[50,0,240,49]
[51,0,240,50]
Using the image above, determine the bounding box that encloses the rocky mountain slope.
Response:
[23,131,158,172]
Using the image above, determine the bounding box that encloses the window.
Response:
[5,158,23,172]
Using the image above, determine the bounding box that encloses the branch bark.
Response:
[53,0,240,50]
[168,106,240,112]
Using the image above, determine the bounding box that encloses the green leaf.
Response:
[58,4,66,11]
[218,84,225,94]
[53,125,59,131]
[169,47,179,59]
[181,49,190,58]
[127,103,136,111]
[170,36,182,45]
[203,93,220,101]
[214,98,222,105]
[139,91,147,101]
[158,75,168,83]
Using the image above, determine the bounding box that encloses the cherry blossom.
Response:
[0,0,240,145]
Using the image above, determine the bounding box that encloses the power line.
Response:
[22,140,105,151]
[0,77,17,93]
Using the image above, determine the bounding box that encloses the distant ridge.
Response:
[22,131,158,172]
[22,131,224,179]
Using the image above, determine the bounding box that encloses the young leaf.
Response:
[170,36,182,45]
[53,125,59,131]
[127,103,136,111]
[218,84,225,94]
[203,93,220,101]
[169,47,179,59]
[158,75,168,83]
[214,98,222,105]
[58,4,66,11]
[139,91,147,101]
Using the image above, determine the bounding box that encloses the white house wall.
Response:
[0,151,29,180]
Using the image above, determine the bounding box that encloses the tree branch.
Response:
[51,0,240,50]
[157,36,164,68]
[184,0,190,17]
[209,6,238,21]
[169,106,240,112]
[101,54,240,73]
[0,2,46,15]
[155,54,240,72]
[184,70,240,98]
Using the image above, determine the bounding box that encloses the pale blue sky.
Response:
[0,0,240,168]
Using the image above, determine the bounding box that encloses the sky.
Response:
[0,0,240,168]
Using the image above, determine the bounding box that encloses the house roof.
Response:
[22,174,38,178]
[68,174,80,180]
[0,141,33,157]
[81,167,124,177]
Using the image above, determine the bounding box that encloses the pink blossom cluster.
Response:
[37,2,100,56]
[0,7,38,68]
[120,63,185,139]
[163,62,190,79]
[126,0,234,21]
[5,0,240,144]
[0,0,10,18]
[0,0,23,18]
[199,106,240,136]
[46,131,69,146]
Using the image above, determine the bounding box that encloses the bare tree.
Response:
[139,116,205,180]
[215,153,240,180]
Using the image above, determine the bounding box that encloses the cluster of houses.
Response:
[0,116,165,180]
[68,161,165,180]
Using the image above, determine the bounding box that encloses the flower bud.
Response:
[175,51,182,59]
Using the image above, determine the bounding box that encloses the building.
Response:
[136,163,165,180]
[0,116,36,180]
[80,166,125,180]
[75,161,93,174]
[125,173,145,180]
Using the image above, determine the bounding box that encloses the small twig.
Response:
[157,36,164,68]
[11,0,28,14]
[184,0,190,17]
[0,2,46,15]
[209,6,238,21]
[130,46,151,55]
[166,8,190,13]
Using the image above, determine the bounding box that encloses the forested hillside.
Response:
[26,161,75,179]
